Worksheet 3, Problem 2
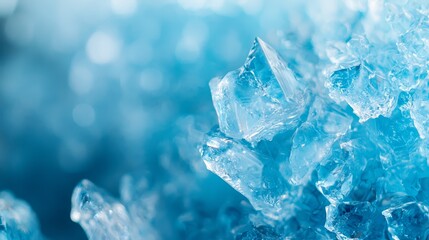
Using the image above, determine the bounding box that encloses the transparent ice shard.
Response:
[200,128,295,220]
[71,180,140,240]
[289,97,353,185]
[316,140,366,203]
[0,192,43,240]
[210,37,307,143]
[383,201,429,240]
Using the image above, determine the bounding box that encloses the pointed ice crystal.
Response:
[210,37,307,143]
[0,192,43,240]
[71,180,140,240]
[200,128,295,220]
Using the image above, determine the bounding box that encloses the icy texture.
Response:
[325,201,384,239]
[315,139,367,203]
[120,175,158,240]
[0,192,43,240]
[210,37,307,144]
[201,1,429,237]
[200,128,296,219]
[71,180,142,240]
[6,0,429,239]
[327,51,400,122]
[289,97,353,184]
[411,85,429,140]
[383,201,429,240]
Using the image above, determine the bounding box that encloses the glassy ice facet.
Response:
[382,201,429,240]
[368,101,429,197]
[327,61,399,122]
[325,201,381,240]
[289,97,352,185]
[200,128,295,220]
[210,37,307,143]
[316,140,366,203]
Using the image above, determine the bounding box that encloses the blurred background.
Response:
[0,0,360,239]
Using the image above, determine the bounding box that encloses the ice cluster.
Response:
[201,1,429,239]
[3,0,429,239]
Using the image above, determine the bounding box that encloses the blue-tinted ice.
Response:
[5,0,429,239]
[71,180,144,240]
[200,128,296,220]
[201,0,429,236]
[383,201,429,240]
[210,38,308,144]
[0,192,43,240]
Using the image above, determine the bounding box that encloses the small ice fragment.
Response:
[71,180,139,240]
